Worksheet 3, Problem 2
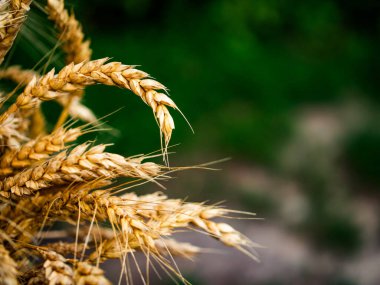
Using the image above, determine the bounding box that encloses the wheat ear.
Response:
[0,59,177,150]
[0,126,82,176]
[0,144,163,197]
[119,192,254,250]
[0,65,97,124]
[0,0,32,64]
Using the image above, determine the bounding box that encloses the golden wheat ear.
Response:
[0,0,32,65]
[0,59,177,154]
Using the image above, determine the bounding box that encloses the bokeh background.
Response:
[6,0,380,284]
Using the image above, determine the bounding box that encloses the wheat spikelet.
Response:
[0,0,32,64]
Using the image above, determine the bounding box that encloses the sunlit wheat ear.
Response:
[0,144,164,197]
[0,65,37,84]
[0,126,82,176]
[0,0,32,65]
[0,59,177,152]
[0,65,98,124]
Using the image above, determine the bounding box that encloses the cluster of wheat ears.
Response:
[0,0,259,284]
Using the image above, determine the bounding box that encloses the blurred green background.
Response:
[7,0,380,284]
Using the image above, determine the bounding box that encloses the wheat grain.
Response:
[73,262,110,285]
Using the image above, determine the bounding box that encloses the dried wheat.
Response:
[0,0,32,64]
[0,59,177,148]
[0,126,82,176]
[73,262,110,285]
[39,250,74,285]
[0,0,259,282]
[0,144,162,197]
